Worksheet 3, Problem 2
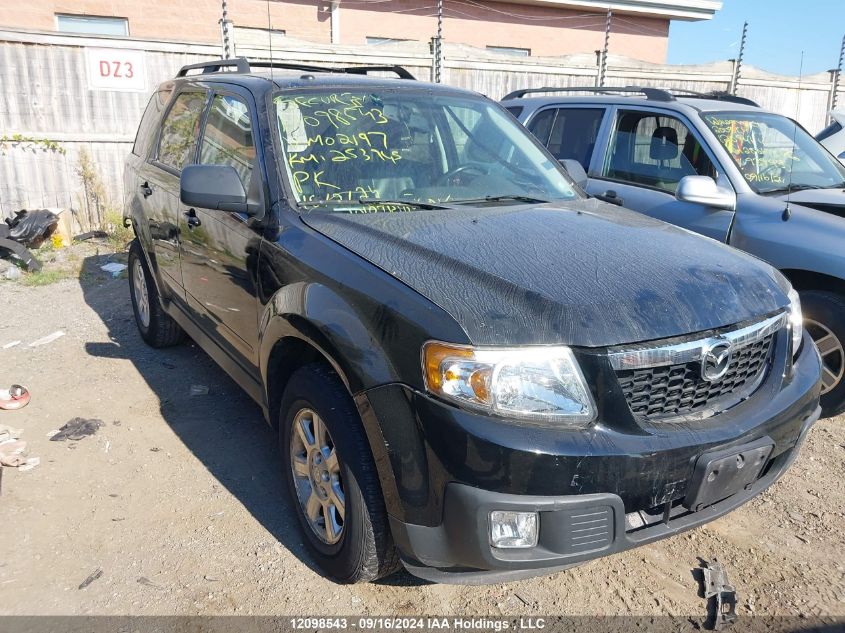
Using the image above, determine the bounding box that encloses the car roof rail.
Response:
[502,86,676,102]
[670,89,760,107]
[176,57,416,80]
[176,58,251,77]
[502,85,762,108]
[249,61,416,80]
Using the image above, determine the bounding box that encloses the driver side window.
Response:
[604,110,716,193]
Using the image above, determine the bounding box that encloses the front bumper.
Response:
[355,331,821,584]
[391,403,819,584]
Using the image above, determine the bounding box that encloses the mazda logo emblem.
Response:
[701,339,733,382]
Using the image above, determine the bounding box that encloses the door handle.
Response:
[184,209,201,228]
[140,182,153,198]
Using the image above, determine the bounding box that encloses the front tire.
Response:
[128,240,184,348]
[279,363,400,583]
[800,290,845,417]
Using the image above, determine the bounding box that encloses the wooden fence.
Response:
[0,28,841,230]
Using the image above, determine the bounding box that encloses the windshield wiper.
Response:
[357,197,452,210]
[761,184,824,195]
[299,198,450,210]
[450,194,550,205]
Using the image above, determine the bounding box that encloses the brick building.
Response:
[1,1,721,63]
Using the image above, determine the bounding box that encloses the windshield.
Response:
[273,89,579,211]
[702,111,845,194]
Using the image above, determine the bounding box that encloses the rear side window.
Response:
[200,94,256,191]
[132,86,173,158]
[546,108,604,169]
[526,109,556,145]
[604,110,716,193]
[505,106,523,118]
[156,91,206,171]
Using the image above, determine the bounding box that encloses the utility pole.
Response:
[433,0,444,83]
[731,21,748,96]
[220,0,232,59]
[831,34,844,115]
[598,8,612,87]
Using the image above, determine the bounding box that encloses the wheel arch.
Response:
[780,269,845,296]
[263,332,346,430]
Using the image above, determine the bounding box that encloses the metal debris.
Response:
[78,567,103,590]
[701,559,738,630]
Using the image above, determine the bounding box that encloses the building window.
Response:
[366,37,414,46]
[486,46,530,57]
[56,14,129,36]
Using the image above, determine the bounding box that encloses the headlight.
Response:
[422,342,596,425]
[788,286,803,357]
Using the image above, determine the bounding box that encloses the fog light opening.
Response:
[489,510,538,549]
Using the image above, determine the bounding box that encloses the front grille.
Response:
[612,321,779,420]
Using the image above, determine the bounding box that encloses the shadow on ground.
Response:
[78,253,422,586]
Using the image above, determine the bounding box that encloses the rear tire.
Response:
[128,239,184,348]
[800,290,845,417]
[279,363,400,583]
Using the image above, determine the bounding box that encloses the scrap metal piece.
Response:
[701,559,738,630]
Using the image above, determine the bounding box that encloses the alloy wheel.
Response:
[289,408,345,544]
[132,258,151,329]
[805,318,845,395]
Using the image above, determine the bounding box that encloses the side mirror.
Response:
[180,165,251,213]
[559,159,589,190]
[675,175,736,211]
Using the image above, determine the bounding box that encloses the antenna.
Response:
[784,51,804,222]
[267,0,274,81]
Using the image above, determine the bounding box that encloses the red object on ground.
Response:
[0,385,30,410]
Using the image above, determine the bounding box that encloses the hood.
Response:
[302,199,788,347]
[773,187,845,219]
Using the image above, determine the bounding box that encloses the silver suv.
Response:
[503,87,845,416]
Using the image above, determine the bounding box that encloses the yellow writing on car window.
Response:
[275,93,405,199]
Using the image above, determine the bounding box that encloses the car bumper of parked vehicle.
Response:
[359,333,822,585]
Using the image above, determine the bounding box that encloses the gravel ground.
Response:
[0,249,843,627]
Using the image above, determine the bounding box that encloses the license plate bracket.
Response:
[684,436,773,512]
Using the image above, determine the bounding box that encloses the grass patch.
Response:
[20,268,75,287]
[104,211,134,252]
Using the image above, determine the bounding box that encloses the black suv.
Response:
[124,58,822,584]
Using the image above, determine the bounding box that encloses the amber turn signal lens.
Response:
[422,342,474,391]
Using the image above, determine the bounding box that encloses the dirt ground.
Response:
[0,246,844,626]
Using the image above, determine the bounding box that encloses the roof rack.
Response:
[668,89,760,107]
[176,58,251,77]
[502,85,760,107]
[502,86,676,101]
[176,57,415,80]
